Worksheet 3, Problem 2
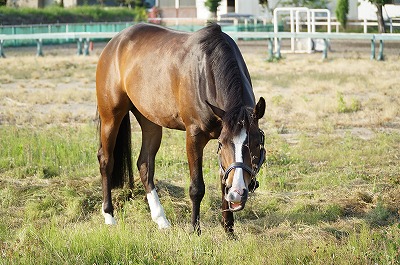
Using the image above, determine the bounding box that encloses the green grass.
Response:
[0,123,399,264]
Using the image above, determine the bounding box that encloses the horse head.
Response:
[209,97,266,212]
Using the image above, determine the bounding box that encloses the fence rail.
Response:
[227,31,400,60]
[1,30,400,60]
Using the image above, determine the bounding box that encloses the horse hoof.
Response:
[102,203,116,225]
[103,213,117,225]
[227,231,238,240]
[156,217,171,229]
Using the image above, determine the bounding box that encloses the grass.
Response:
[1,124,399,264]
[0,43,399,264]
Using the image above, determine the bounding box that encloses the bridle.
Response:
[217,129,266,192]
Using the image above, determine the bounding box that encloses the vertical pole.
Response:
[377,39,384,61]
[276,38,281,59]
[327,11,331,33]
[307,10,312,53]
[267,38,273,61]
[311,10,315,33]
[364,19,367,34]
[84,38,90,56]
[0,40,5,58]
[273,9,278,53]
[77,38,83,55]
[322,39,328,60]
[36,39,44,57]
[370,37,375,60]
[290,10,295,52]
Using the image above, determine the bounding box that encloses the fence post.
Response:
[275,38,282,59]
[370,37,375,60]
[322,39,328,60]
[267,38,274,60]
[0,40,5,58]
[363,19,367,33]
[84,38,90,56]
[377,39,384,61]
[77,38,83,55]
[36,39,44,57]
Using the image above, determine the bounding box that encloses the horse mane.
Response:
[199,24,253,137]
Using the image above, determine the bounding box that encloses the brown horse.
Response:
[96,23,266,235]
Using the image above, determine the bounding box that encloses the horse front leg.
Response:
[135,112,170,229]
[186,131,208,235]
[221,183,235,235]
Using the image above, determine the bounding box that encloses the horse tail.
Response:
[112,113,134,189]
[98,111,134,189]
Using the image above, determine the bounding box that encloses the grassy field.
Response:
[0,42,399,264]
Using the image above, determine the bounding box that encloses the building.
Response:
[7,0,400,23]
[158,0,263,19]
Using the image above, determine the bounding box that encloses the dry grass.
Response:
[0,41,399,264]
[1,42,399,132]
[0,55,98,125]
[243,50,400,133]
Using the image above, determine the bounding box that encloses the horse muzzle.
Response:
[224,188,248,212]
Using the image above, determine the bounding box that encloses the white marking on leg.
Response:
[102,203,116,225]
[147,189,171,229]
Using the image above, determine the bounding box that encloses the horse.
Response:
[96,23,266,235]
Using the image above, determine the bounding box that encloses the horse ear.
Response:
[255,97,266,119]
[206,100,225,119]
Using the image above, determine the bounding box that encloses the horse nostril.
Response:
[227,189,245,202]
[234,189,243,196]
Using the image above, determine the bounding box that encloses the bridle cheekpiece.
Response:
[218,129,266,192]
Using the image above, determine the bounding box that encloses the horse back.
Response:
[97,24,208,131]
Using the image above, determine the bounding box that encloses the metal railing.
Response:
[1,30,399,60]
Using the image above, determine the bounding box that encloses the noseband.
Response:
[218,129,266,192]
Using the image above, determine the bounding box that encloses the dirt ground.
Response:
[1,39,399,141]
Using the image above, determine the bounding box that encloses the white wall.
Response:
[196,0,210,19]
[235,0,260,16]
[358,0,400,20]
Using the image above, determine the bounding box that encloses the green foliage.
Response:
[337,92,361,113]
[204,0,222,16]
[366,201,393,227]
[0,6,147,25]
[1,125,399,263]
[336,0,349,29]
[259,0,268,7]
[368,0,390,5]
[0,125,98,178]
[282,0,328,9]
[133,6,147,21]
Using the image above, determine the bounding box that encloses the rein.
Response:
[218,129,266,192]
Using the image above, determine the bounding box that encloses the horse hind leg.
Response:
[98,111,133,225]
[98,120,118,225]
[134,111,170,229]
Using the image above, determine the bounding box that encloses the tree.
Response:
[336,0,349,29]
[205,0,222,18]
[282,0,328,8]
[369,0,390,33]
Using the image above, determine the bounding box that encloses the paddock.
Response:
[0,39,399,264]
